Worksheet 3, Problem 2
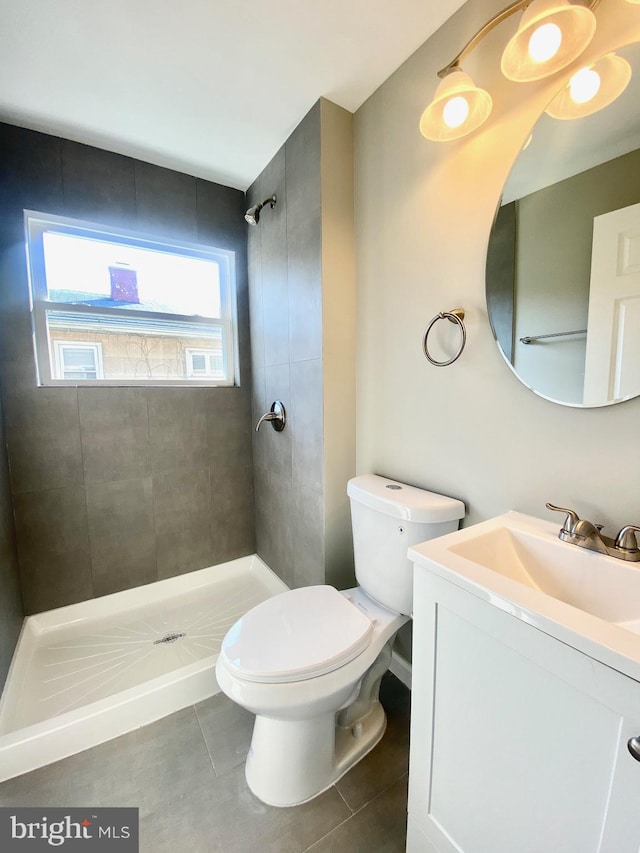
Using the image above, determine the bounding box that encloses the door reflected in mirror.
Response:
[486,38,640,408]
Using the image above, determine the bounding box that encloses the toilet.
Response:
[215,474,465,807]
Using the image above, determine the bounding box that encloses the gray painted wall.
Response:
[0,123,255,615]
[248,99,357,591]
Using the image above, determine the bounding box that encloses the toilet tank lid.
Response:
[347,475,465,524]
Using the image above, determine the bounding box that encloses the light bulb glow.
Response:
[528,22,562,64]
[420,69,492,141]
[569,67,601,104]
[545,52,632,121]
[442,96,470,129]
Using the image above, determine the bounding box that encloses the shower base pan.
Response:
[0,555,287,783]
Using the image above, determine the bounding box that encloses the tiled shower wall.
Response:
[0,390,22,690]
[248,99,356,590]
[249,103,323,589]
[0,123,254,615]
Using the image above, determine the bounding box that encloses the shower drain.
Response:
[153,631,187,645]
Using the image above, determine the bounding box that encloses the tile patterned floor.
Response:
[0,673,410,852]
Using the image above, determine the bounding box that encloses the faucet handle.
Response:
[255,400,286,433]
[614,525,640,552]
[546,503,580,533]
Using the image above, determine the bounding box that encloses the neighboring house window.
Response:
[185,348,224,379]
[54,341,104,381]
[25,211,238,386]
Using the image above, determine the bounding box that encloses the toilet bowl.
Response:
[216,475,465,807]
[216,585,407,806]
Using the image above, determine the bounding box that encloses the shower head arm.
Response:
[244,194,277,225]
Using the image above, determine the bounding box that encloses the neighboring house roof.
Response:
[47,290,220,339]
[49,289,176,314]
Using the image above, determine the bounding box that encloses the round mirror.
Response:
[486,39,640,408]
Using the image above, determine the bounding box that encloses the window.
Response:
[54,341,104,381]
[185,348,224,379]
[25,211,238,386]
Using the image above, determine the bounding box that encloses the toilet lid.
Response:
[220,586,374,683]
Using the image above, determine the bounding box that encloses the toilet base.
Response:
[245,700,387,808]
[245,642,394,807]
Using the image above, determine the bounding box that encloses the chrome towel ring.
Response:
[422,309,466,366]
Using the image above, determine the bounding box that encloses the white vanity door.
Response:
[407,568,640,853]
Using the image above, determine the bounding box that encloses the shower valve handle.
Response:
[255,401,286,432]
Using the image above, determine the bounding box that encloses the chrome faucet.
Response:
[546,503,640,562]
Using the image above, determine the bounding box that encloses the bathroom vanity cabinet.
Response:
[406,568,640,853]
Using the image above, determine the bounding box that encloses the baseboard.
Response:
[389,650,412,689]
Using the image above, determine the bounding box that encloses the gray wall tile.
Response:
[292,483,324,588]
[61,141,136,227]
[247,176,265,373]
[13,485,90,561]
[290,358,323,493]
[0,391,22,688]
[3,384,83,494]
[148,389,208,474]
[254,466,293,587]
[260,363,292,481]
[87,478,156,596]
[207,387,252,467]
[285,102,321,208]
[0,123,64,224]
[19,551,94,616]
[286,103,323,363]
[196,178,246,248]
[253,363,291,480]
[247,237,264,373]
[13,486,92,613]
[210,462,254,563]
[135,161,198,241]
[287,226,323,363]
[79,388,150,484]
[251,366,267,471]
[247,104,329,588]
[153,467,212,579]
[0,243,38,366]
[260,148,289,368]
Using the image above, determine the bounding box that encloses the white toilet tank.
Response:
[347,475,465,615]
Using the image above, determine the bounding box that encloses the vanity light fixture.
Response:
[545,52,632,119]
[501,0,597,82]
[419,70,493,141]
[420,0,599,142]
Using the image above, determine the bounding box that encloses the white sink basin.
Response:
[450,521,640,631]
[409,511,640,680]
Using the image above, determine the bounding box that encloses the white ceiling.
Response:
[0,0,467,190]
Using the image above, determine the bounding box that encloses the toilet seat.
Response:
[219,585,374,684]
